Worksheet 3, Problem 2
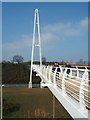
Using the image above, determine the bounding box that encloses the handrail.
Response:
[32,65,90,111]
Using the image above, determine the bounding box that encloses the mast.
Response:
[29,9,42,88]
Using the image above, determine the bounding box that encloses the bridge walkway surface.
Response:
[29,65,90,119]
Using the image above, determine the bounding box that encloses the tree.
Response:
[12,55,24,64]
[42,56,46,64]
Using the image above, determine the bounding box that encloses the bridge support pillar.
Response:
[28,82,32,88]
[28,9,42,88]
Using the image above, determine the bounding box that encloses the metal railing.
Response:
[32,65,90,111]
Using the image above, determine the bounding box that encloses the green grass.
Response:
[3,87,73,119]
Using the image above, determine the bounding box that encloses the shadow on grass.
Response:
[3,99,21,117]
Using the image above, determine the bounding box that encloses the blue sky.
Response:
[2,2,88,62]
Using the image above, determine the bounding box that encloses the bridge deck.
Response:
[30,65,90,118]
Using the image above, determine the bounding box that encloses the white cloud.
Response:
[3,34,32,49]
[79,17,88,27]
[2,17,88,61]
[43,17,88,38]
[41,33,59,43]
[2,34,32,61]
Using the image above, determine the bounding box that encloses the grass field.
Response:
[3,87,73,119]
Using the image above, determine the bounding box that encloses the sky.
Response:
[2,2,88,62]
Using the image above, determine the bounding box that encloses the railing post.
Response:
[76,67,79,78]
[60,66,63,73]
[70,68,72,76]
[40,66,44,88]
[85,67,88,80]
[53,68,57,87]
[43,66,45,79]
[41,66,43,76]
[41,65,43,75]
[47,66,49,80]
[49,66,52,83]
[44,66,46,79]
[79,70,86,110]
[45,68,47,80]
[42,66,44,83]
[46,67,48,80]
[62,68,67,95]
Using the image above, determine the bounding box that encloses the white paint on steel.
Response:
[29,9,42,88]
[31,64,89,118]
[29,9,89,119]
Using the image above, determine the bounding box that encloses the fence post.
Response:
[62,68,67,95]
[79,70,86,110]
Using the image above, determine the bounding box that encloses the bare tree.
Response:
[79,59,83,64]
[12,55,24,64]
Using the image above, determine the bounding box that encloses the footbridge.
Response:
[29,64,90,119]
[29,9,90,119]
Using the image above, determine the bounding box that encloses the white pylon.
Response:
[29,9,42,88]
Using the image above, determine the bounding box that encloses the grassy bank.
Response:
[3,87,72,119]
